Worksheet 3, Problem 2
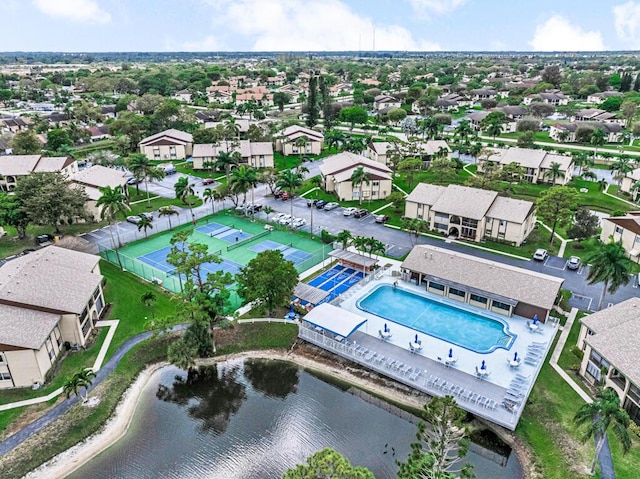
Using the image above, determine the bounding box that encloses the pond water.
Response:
[69,359,523,479]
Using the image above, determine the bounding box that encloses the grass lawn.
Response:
[115,195,203,221]
[565,238,602,262]
[393,167,471,193]
[482,226,560,257]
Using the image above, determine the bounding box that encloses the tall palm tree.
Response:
[590,128,607,158]
[336,229,352,249]
[158,205,179,230]
[276,170,304,224]
[263,205,274,222]
[485,120,503,140]
[174,177,196,223]
[543,161,566,184]
[419,117,439,140]
[137,214,153,238]
[96,185,129,267]
[294,135,309,164]
[454,119,473,146]
[611,156,633,185]
[202,187,217,215]
[630,180,640,203]
[343,136,368,154]
[572,151,593,174]
[229,165,258,207]
[350,166,371,205]
[325,129,346,151]
[352,236,368,255]
[215,150,241,182]
[63,369,96,403]
[585,239,632,310]
[574,388,632,474]
[126,153,150,195]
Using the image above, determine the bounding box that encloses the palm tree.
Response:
[158,205,179,230]
[630,180,640,203]
[276,170,304,223]
[126,153,166,207]
[325,129,346,151]
[229,165,258,207]
[63,369,96,403]
[215,150,241,182]
[336,229,352,249]
[96,185,129,268]
[590,128,607,158]
[597,178,608,192]
[543,161,566,184]
[611,156,634,185]
[585,239,632,310]
[485,120,503,140]
[343,136,368,154]
[582,170,598,181]
[174,177,196,223]
[350,166,371,205]
[419,117,439,140]
[368,237,386,258]
[202,187,217,215]
[573,151,594,174]
[454,119,474,146]
[141,291,156,320]
[263,205,274,222]
[294,135,309,164]
[352,236,368,254]
[574,388,632,474]
[137,214,153,238]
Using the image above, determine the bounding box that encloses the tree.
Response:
[516,131,535,149]
[338,106,368,130]
[428,158,457,184]
[141,291,156,320]
[282,448,374,479]
[574,388,632,474]
[611,156,634,185]
[14,172,88,233]
[397,396,473,479]
[402,218,429,245]
[350,166,371,205]
[343,135,368,154]
[158,205,179,229]
[10,130,42,154]
[590,128,606,158]
[167,339,197,371]
[137,214,153,238]
[568,207,599,241]
[535,186,578,244]
[388,190,406,212]
[215,150,241,182]
[398,157,423,191]
[484,120,503,140]
[620,101,638,126]
[543,161,566,184]
[387,107,407,124]
[236,249,298,315]
[335,229,353,249]
[584,239,632,310]
[325,129,347,151]
[63,369,96,403]
[46,128,73,152]
[229,165,258,207]
[174,177,196,222]
[453,120,473,147]
[294,135,309,163]
[541,65,562,87]
[306,75,319,127]
[127,153,165,205]
[276,170,304,222]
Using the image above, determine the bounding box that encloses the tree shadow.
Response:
[243,359,299,399]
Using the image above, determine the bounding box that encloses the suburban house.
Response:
[404,183,536,246]
[236,92,274,107]
[469,88,498,102]
[86,125,110,142]
[479,147,574,185]
[577,298,640,424]
[586,91,623,105]
[620,168,640,200]
[0,246,105,389]
[0,155,78,191]
[319,152,393,202]
[366,140,450,166]
[373,94,401,112]
[173,89,192,103]
[0,117,31,133]
[71,165,129,220]
[523,90,570,106]
[138,129,193,161]
[401,244,563,319]
[191,140,274,170]
[276,125,324,156]
[549,122,623,143]
[600,212,640,263]
[574,109,623,125]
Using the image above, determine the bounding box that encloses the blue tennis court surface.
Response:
[282,248,313,264]
[249,240,288,253]
[196,222,230,236]
[217,229,253,243]
[248,240,313,265]
[137,246,243,277]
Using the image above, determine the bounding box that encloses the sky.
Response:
[2,0,640,52]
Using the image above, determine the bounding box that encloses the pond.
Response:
[69,359,523,478]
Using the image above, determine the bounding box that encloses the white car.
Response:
[272,212,287,223]
[278,214,293,225]
[324,202,339,211]
[343,207,358,216]
[292,217,307,228]
[533,249,548,261]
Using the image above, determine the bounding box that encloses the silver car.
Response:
[324,202,339,211]
[567,256,581,270]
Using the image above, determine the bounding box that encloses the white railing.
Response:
[237,317,299,324]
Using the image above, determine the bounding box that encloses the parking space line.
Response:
[577,265,585,275]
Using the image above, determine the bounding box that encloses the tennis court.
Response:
[138,245,243,277]
[248,239,288,253]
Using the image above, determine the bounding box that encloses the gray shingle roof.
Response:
[581,298,640,386]
[319,152,392,177]
[486,196,534,224]
[401,245,563,310]
[0,305,60,350]
[431,185,499,220]
[405,183,447,205]
[0,155,42,176]
[139,128,193,146]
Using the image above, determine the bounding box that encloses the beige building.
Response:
[620,168,640,200]
[577,298,640,424]
[0,247,105,389]
[72,165,129,220]
[192,140,274,170]
[138,129,193,161]
[276,125,324,156]
[319,152,393,202]
[401,245,563,319]
[0,155,78,191]
[405,184,536,246]
[600,212,640,263]
[366,140,450,166]
[479,147,574,185]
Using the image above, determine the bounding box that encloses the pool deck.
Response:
[299,271,558,431]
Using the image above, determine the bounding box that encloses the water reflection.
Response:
[243,359,299,399]
[156,364,247,434]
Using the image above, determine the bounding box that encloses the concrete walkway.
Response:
[604,183,637,207]
[0,320,120,412]
[549,308,615,479]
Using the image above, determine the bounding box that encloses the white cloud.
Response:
[201,0,440,51]
[405,0,466,17]
[614,1,640,48]
[529,15,604,51]
[182,35,223,52]
[33,0,110,24]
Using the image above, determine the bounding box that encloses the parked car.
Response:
[343,207,358,216]
[315,200,328,209]
[354,209,369,218]
[375,214,389,224]
[35,234,53,245]
[126,215,142,224]
[292,217,307,228]
[273,190,283,199]
[127,177,141,185]
[139,212,153,220]
[279,214,293,225]
[324,202,339,211]
[202,178,215,185]
[533,249,548,261]
[281,191,290,201]
[307,199,318,207]
[567,256,581,270]
[272,212,287,223]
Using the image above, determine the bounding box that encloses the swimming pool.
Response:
[356,285,515,353]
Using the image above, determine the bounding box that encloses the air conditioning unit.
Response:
[163,154,169,159]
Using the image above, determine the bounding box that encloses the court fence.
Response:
[227,229,271,251]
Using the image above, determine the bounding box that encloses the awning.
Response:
[329,249,379,268]
[294,282,330,305]
[302,303,367,338]
[630,249,639,257]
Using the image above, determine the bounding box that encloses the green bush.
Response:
[320,229,336,244]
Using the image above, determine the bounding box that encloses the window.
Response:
[499,220,507,227]
[0,372,11,381]
[0,353,5,363]
[46,338,55,360]
[635,236,640,244]
[54,327,62,347]
[434,223,448,231]
[615,226,623,235]
[469,294,487,304]
[372,181,379,187]
[449,287,466,298]
[492,300,511,311]
[429,281,444,291]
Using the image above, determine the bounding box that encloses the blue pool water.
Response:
[357,285,514,353]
